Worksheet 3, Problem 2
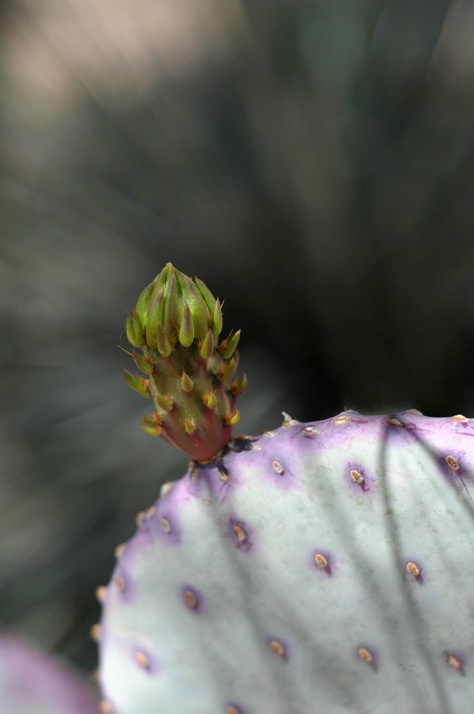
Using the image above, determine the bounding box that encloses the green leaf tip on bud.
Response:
[141,410,163,436]
[199,329,214,360]
[183,417,197,435]
[218,357,238,386]
[194,276,216,315]
[135,283,154,326]
[230,372,248,397]
[132,351,154,375]
[162,270,180,342]
[145,293,163,350]
[142,412,163,428]
[126,312,145,348]
[141,422,162,437]
[212,298,223,338]
[123,263,248,462]
[124,371,150,398]
[219,329,241,359]
[180,371,194,393]
[178,303,194,347]
[155,392,174,412]
[225,408,240,427]
[156,324,172,357]
[203,391,217,410]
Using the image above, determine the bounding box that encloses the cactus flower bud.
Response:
[123,264,247,462]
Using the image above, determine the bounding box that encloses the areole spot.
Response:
[443,454,472,500]
[114,543,126,559]
[229,518,252,552]
[226,706,242,714]
[386,417,403,427]
[134,650,150,670]
[314,553,329,570]
[282,412,300,427]
[264,430,276,437]
[334,414,350,426]
[452,414,469,424]
[444,651,464,673]
[303,425,320,437]
[406,561,421,579]
[233,524,247,543]
[350,469,364,485]
[358,647,375,665]
[95,585,106,604]
[184,589,198,610]
[90,624,100,641]
[146,505,156,520]
[272,460,285,476]
[161,516,172,533]
[136,511,146,526]
[160,481,174,496]
[99,700,113,714]
[190,464,199,483]
[269,639,286,657]
[446,455,460,472]
[114,575,125,592]
[219,466,230,483]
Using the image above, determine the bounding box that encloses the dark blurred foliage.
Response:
[2,0,474,672]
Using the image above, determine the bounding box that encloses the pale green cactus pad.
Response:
[98,411,474,714]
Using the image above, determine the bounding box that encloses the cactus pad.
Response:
[98,411,474,713]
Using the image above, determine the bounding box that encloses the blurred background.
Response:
[2,0,474,675]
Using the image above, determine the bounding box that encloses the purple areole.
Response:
[267,636,289,661]
[356,644,378,670]
[345,461,375,494]
[311,548,334,575]
[404,558,424,584]
[181,586,204,614]
[130,646,157,676]
[227,517,253,552]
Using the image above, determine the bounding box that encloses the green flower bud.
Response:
[123,263,248,462]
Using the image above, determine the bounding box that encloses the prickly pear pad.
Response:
[98,412,474,714]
